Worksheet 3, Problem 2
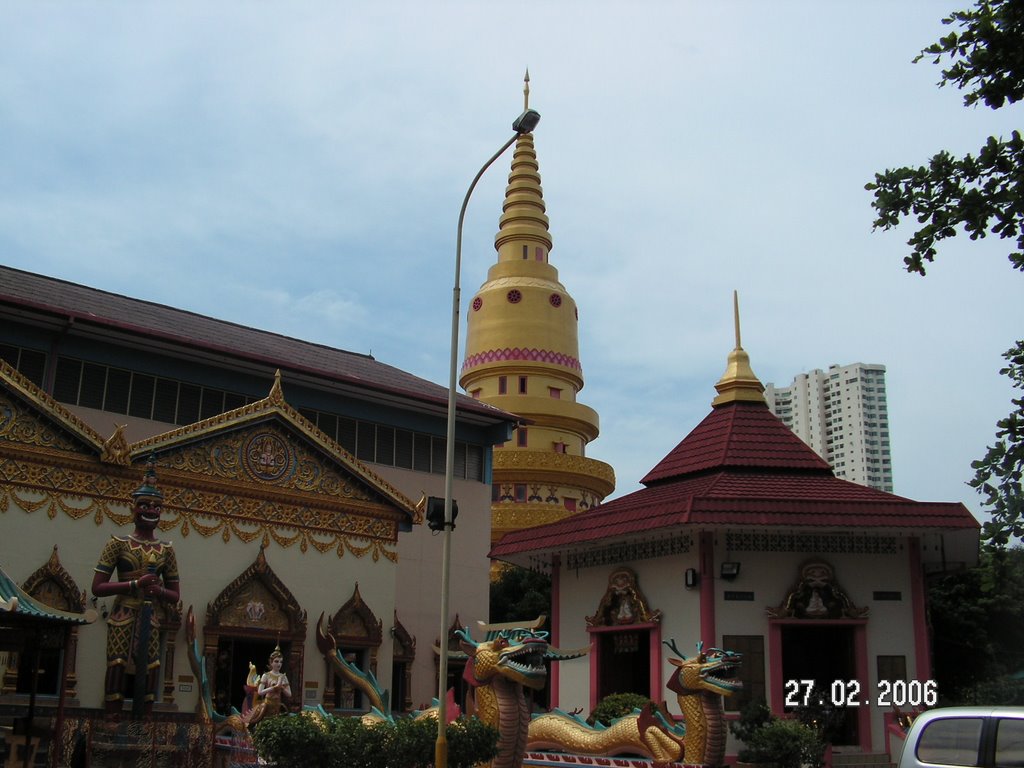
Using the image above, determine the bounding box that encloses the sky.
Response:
[1,1,1020,522]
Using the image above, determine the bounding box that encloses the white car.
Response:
[898,707,1024,768]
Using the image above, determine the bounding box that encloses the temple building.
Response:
[490,301,979,757]
[461,79,615,547]
[0,262,517,719]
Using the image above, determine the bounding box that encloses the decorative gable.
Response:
[121,373,417,559]
[586,567,662,627]
[0,361,105,456]
[767,560,869,620]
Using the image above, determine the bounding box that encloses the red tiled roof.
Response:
[490,400,979,559]
[0,265,513,424]
[642,401,831,483]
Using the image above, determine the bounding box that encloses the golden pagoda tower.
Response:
[461,75,615,547]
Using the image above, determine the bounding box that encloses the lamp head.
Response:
[512,109,541,134]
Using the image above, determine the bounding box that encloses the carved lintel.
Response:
[586,567,662,627]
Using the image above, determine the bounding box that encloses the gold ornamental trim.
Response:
[0,452,400,561]
[0,366,411,560]
[492,450,615,498]
[491,502,576,533]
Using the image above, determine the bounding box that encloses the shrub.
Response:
[447,716,500,768]
[251,712,498,768]
[738,717,825,768]
[588,692,655,726]
[385,717,436,768]
[252,711,335,768]
[729,698,772,744]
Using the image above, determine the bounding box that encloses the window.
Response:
[917,717,983,766]
[395,429,413,469]
[79,363,106,409]
[514,484,527,503]
[153,379,179,423]
[129,374,155,419]
[357,422,376,462]
[549,387,561,399]
[517,428,528,447]
[200,388,224,420]
[553,442,568,454]
[377,426,395,466]
[105,367,131,414]
[518,376,527,394]
[996,718,1024,767]
[471,389,482,399]
[877,655,906,682]
[498,376,507,395]
[721,635,764,712]
[563,497,577,512]
[0,344,46,387]
[177,384,201,424]
[339,417,358,455]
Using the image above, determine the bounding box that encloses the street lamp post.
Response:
[435,107,540,768]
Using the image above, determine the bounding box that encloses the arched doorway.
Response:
[585,567,663,710]
[322,584,382,712]
[202,547,306,713]
[768,560,870,749]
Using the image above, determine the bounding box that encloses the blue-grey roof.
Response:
[0,564,93,626]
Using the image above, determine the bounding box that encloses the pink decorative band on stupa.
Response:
[462,348,583,372]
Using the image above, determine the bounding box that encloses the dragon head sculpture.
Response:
[663,640,743,767]
[665,641,743,699]
[453,618,588,768]
[459,625,550,691]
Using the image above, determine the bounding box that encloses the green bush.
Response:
[251,712,498,768]
[448,716,500,768]
[588,692,654,726]
[738,717,825,768]
[729,698,772,744]
[252,712,335,768]
[384,717,435,768]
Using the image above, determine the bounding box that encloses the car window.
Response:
[996,717,1024,768]
[917,717,983,767]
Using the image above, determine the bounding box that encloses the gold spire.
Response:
[712,291,766,407]
[493,76,551,260]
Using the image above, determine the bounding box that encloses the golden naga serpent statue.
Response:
[455,620,742,768]
[318,615,741,768]
[527,639,741,766]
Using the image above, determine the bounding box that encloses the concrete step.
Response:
[831,752,893,768]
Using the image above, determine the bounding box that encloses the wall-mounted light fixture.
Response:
[685,568,699,589]
[720,562,741,580]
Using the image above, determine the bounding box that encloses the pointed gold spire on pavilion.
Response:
[712,291,766,406]
[524,68,530,109]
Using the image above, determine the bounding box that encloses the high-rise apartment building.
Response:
[764,363,893,492]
